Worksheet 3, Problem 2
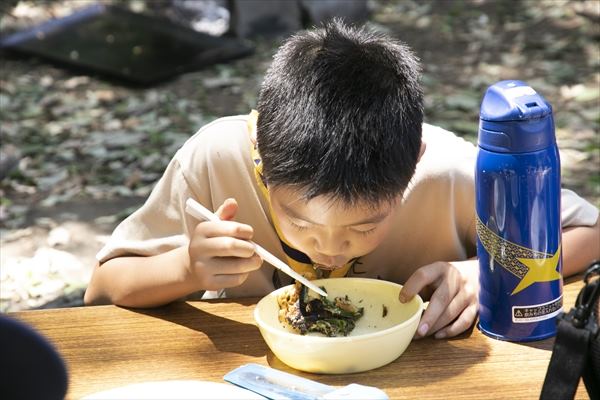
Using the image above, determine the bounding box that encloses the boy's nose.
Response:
[313,234,349,258]
[313,254,348,268]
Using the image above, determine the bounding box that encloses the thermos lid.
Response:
[478,80,555,153]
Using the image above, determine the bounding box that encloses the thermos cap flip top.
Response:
[478,80,555,153]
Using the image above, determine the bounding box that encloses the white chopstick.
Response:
[184,198,328,297]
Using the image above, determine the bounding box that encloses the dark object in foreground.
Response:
[279,282,364,337]
[541,261,600,400]
[0,316,68,400]
[0,3,253,86]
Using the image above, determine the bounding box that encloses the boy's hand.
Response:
[187,198,263,291]
[399,259,479,339]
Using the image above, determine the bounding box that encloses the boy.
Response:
[85,20,600,339]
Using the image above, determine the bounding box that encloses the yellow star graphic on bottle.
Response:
[513,246,561,295]
[476,216,562,296]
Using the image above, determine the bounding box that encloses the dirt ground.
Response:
[1,0,598,312]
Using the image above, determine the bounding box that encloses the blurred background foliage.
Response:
[0,0,598,312]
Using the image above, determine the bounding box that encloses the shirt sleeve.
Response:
[561,188,599,227]
[96,156,200,263]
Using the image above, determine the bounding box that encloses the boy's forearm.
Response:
[84,246,197,308]
[561,216,600,277]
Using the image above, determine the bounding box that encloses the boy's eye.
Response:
[352,226,377,236]
[288,219,309,231]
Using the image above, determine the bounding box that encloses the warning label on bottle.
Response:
[512,296,562,323]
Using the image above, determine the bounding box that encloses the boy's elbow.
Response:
[83,287,97,306]
[83,262,113,306]
[562,216,600,276]
[590,215,600,258]
[580,215,600,259]
[83,286,108,306]
[83,282,111,306]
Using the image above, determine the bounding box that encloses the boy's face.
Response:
[269,186,399,271]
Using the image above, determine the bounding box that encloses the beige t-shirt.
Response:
[97,115,599,297]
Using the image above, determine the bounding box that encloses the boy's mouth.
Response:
[312,263,344,271]
[310,254,348,271]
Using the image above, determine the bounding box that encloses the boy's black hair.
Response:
[256,19,423,206]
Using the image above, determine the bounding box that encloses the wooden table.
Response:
[9,277,589,400]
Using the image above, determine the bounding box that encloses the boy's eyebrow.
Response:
[281,203,389,227]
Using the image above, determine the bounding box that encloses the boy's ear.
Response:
[417,141,426,162]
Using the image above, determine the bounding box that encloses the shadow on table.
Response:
[374,324,491,387]
[127,299,267,358]
[515,338,555,351]
[128,301,490,387]
[265,322,491,388]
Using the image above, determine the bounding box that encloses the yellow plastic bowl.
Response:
[254,278,423,374]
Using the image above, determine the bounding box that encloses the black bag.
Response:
[541,261,600,400]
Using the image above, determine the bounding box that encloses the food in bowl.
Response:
[277,282,364,337]
[255,278,424,374]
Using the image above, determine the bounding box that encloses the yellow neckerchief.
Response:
[247,110,354,282]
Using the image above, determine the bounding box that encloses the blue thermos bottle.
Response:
[476,80,563,341]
